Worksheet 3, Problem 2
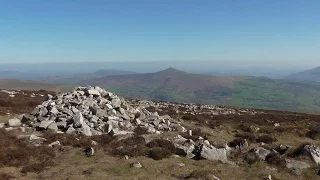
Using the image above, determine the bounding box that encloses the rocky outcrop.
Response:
[303,145,320,165]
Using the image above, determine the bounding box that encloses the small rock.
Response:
[175,162,185,167]
[48,141,61,147]
[0,123,5,128]
[274,123,280,127]
[39,107,48,117]
[124,155,129,160]
[8,118,21,127]
[86,89,101,97]
[91,140,98,146]
[132,162,142,168]
[255,147,271,161]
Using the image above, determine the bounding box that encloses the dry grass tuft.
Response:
[0,173,15,180]
[256,135,277,144]
[149,147,172,160]
[0,129,56,173]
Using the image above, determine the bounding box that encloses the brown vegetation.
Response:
[0,129,55,173]
[0,89,54,115]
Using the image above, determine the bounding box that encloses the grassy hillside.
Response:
[99,75,320,113]
[0,79,73,92]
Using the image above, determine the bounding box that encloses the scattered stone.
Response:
[8,118,22,127]
[255,147,271,161]
[274,123,280,127]
[48,141,61,147]
[175,162,185,167]
[212,175,221,180]
[124,155,129,160]
[91,140,98,146]
[0,123,5,128]
[199,144,228,162]
[132,162,142,168]
[285,159,310,170]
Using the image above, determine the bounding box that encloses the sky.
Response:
[0,0,320,68]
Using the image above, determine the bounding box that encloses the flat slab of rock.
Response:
[200,145,228,162]
[286,159,310,170]
[39,120,54,130]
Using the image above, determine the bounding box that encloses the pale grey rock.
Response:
[200,145,228,162]
[86,89,101,97]
[48,141,61,147]
[8,118,22,127]
[80,122,92,136]
[105,104,113,109]
[96,109,107,118]
[66,126,76,134]
[49,106,59,115]
[39,120,54,130]
[111,98,121,108]
[255,147,271,161]
[73,111,84,128]
[48,122,58,132]
[286,159,310,170]
[31,106,40,115]
[39,107,48,117]
[0,123,5,128]
[132,162,142,168]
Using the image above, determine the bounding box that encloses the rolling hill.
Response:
[286,66,320,82]
[0,79,73,92]
[81,68,320,113]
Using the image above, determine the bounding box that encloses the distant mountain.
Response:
[82,67,243,91]
[286,67,320,82]
[41,69,136,84]
[81,67,320,113]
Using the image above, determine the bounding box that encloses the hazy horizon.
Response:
[0,61,309,79]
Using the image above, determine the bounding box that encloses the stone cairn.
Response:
[9,86,185,136]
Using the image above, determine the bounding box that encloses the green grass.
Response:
[104,77,320,113]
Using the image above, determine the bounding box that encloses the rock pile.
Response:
[8,86,185,136]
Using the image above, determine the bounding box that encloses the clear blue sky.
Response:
[0,0,319,67]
